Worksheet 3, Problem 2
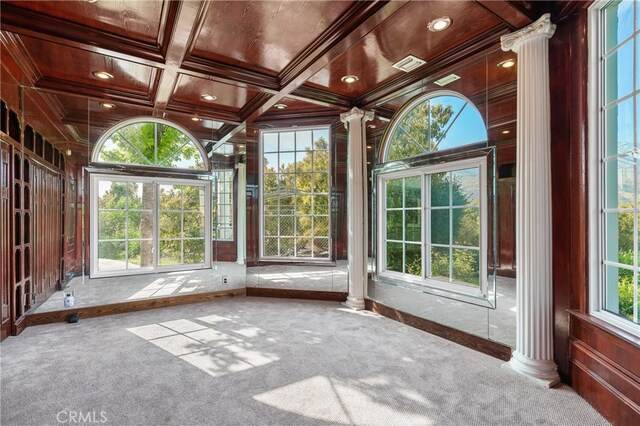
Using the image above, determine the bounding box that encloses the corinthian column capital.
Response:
[340,107,374,128]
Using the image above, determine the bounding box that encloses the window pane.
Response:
[313,129,329,150]
[453,208,480,247]
[386,242,403,273]
[430,173,450,207]
[604,157,635,209]
[313,195,329,215]
[605,41,634,103]
[183,239,205,264]
[405,210,421,242]
[312,151,329,171]
[313,238,329,258]
[314,172,329,193]
[127,239,154,269]
[183,212,205,238]
[296,216,312,236]
[605,97,634,156]
[279,216,295,236]
[159,212,181,238]
[279,237,294,256]
[314,215,329,236]
[98,181,127,210]
[387,211,403,240]
[430,246,450,281]
[182,186,203,211]
[296,131,312,151]
[280,132,295,151]
[98,211,126,240]
[404,176,421,207]
[98,241,126,271]
[386,179,403,208]
[603,264,634,322]
[263,133,278,152]
[452,248,480,286]
[604,0,634,52]
[264,237,278,256]
[296,173,312,192]
[406,243,422,277]
[264,154,279,173]
[159,240,181,266]
[296,237,312,257]
[159,185,181,210]
[264,173,278,193]
[265,217,278,236]
[451,168,480,206]
[279,152,295,171]
[296,195,312,214]
[430,209,450,245]
[604,211,634,265]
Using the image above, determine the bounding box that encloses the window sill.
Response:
[568,310,640,348]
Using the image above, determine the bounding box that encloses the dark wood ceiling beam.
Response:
[475,1,533,29]
[290,86,354,109]
[253,108,341,125]
[0,2,166,68]
[153,1,211,111]
[359,26,510,109]
[167,101,242,125]
[180,58,280,93]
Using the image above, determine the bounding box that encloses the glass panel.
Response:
[605,97,634,156]
[127,240,154,269]
[98,211,126,240]
[296,237,312,257]
[159,240,181,266]
[314,215,329,236]
[263,133,279,152]
[264,237,278,256]
[98,181,127,209]
[452,248,480,286]
[279,152,295,171]
[451,168,480,206]
[183,212,205,238]
[296,130,312,151]
[405,243,422,277]
[603,264,634,321]
[313,129,329,149]
[313,195,329,215]
[604,0,634,52]
[405,210,421,242]
[386,179,403,208]
[183,239,205,264]
[296,173,312,192]
[296,216,312,236]
[386,242,403,273]
[265,217,278,236]
[159,185,181,210]
[604,211,634,265]
[127,182,154,209]
[159,212,181,238]
[604,157,636,209]
[404,176,421,207]
[296,195,312,214]
[387,211,403,240]
[279,237,294,256]
[430,173,450,207]
[605,41,634,104]
[313,238,329,258]
[279,216,295,236]
[452,208,480,247]
[98,241,126,271]
[280,132,295,151]
[430,209,450,245]
[182,185,203,211]
[264,154,279,173]
[430,246,450,281]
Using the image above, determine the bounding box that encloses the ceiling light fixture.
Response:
[274,103,288,109]
[192,117,201,122]
[498,59,516,69]
[367,145,373,149]
[341,75,359,84]
[428,16,452,32]
[100,102,115,109]
[92,71,114,80]
[368,124,377,129]
[502,130,510,134]
[201,94,217,101]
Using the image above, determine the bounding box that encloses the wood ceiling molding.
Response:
[476,0,533,29]
[168,101,242,125]
[0,2,167,67]
[0,32,42,85]
[290,86,354,110]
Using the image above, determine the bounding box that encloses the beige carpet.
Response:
[1,298,607,425]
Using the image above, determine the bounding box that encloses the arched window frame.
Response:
[91,117,211,172]
[379,90,488,164]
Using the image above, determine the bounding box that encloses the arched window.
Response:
[92,117,210,171]
[382,91,487,162]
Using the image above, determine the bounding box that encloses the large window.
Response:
[378,157,487,297]
[90,118,211,277]
[260,127,331,260]
[212,169,234,241]
[590,0,640,332]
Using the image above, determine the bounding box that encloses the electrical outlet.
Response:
[222,276,228,285]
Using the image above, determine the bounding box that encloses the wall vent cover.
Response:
[392,55,427,73]
[434,74,461,86]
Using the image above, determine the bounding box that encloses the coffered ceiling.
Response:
[0,0,581,156]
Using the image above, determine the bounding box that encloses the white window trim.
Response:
[376,156,488,299]
[258,126,332,262]
[89,173,211,278]
[588,0,640,336]
[212,169,234,242]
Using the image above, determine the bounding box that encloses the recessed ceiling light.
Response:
[274,103,288,109]
[428,16,452,32]
[100,102,115,109]
[368,124,377,129]
[502,130,510,134]
[367,145,373,149]
[192,117,201,122]
[341,75,359,84]
[201,94,217,101]
[87,0,98,3]
[498,59,516,69]
[92,71,114,80]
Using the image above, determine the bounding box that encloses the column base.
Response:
[342,296,365,311]
[502,351,560,388]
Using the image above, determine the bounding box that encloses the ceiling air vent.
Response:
[434,73,461,87]
[392,55,427,73]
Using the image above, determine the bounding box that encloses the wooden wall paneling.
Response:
[0,140,11,340]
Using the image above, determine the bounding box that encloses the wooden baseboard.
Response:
[246,287,348,302]
[26,288,246,326]
[365,299,513,361]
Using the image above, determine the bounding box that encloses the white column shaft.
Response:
[236,163,246,265]
[501,14,560,387]
[340,108,373,310]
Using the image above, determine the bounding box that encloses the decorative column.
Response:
[235,162,246,265]
[501,14,559,387]
[340,107,374,310]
